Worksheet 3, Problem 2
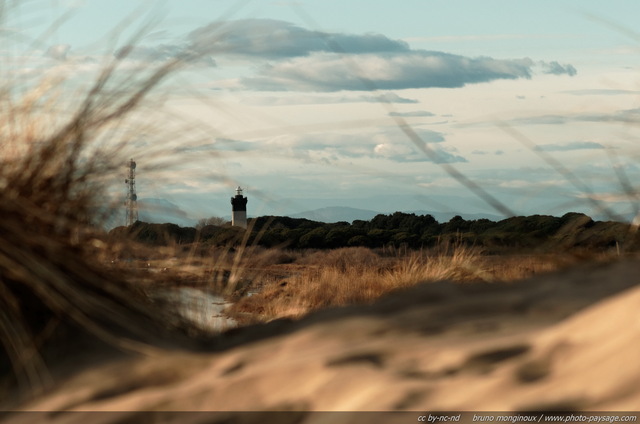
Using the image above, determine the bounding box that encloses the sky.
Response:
[5,0,640,224]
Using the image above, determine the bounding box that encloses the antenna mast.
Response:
[125,159,138,226]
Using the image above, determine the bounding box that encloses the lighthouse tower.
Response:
[231,186,248,229]
[124,159,138,226]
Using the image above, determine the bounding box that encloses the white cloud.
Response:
[246,92,417,106]
[230,126,463,164]
[374,142,412,157]
[45,44,71,61]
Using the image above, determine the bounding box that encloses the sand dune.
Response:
[2,259,639,421]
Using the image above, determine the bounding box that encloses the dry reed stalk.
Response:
[0,7,225,399]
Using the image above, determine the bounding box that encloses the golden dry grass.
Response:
[227,245,602,323]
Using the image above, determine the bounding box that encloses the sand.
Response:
[2,258,639,422]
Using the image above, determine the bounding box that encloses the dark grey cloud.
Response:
[108,19,577,92]
[534,141,605,152]
[389,110,436,117]
[109,19,407,69]
[239,51,537,92]
[434,150,468,164]
[539,60,576,76]
[188,19,409,59]
[386,147,467,164]
[374,93,419,104]
[472,149,505,156]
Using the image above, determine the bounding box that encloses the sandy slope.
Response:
[2,259,639,420]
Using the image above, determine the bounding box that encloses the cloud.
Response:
[374,142,467,163]
[575,192,640,203]
[498,179,565,189]
[45,44,71,61]
[237,51,537,92]
[587,108,640,123]
[472,149,505,156]
[408,34,554,44]
[104,19,577,92]
[534,141,606,152]
[246,92,417,106]
[187,19,409,59]
[539,60,576,76]
[510,108,640,126]
[376,93,419,104]
[563,89,640,96]
[245,127,461,164]
[174,138,253,153]
[114,44,216,66]
[372,128,445,144]
[509,114,569,125]
[388,110,436,117]
[108,19,408,69]
[358,129,468,163]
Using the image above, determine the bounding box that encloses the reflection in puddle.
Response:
[152,287,237,332]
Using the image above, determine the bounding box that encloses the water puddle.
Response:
[152,287,237,332]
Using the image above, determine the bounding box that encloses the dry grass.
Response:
[0,7,222,399]
[227,245,597,323]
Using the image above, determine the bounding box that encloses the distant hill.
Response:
[138,198,196,227]
[409,210,504,223]
[291,207,380,222]
[291,206,504,223]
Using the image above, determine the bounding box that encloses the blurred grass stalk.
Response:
[0,3,225,398]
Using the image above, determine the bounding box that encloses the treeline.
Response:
[109,211,640,252]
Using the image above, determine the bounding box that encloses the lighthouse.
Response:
[231,186,248,229]
[124,159,138,226]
